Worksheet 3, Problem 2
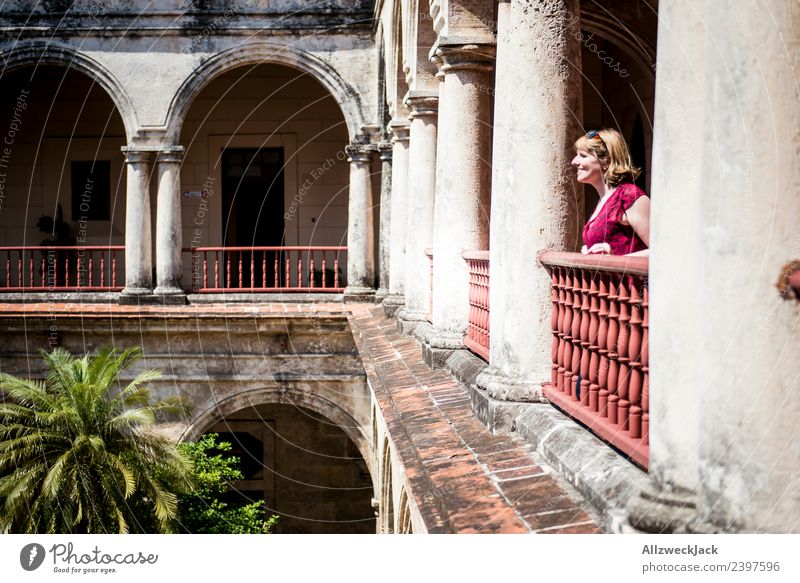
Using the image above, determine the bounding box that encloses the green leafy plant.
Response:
[176,433,277,534]
[0,347,191,534]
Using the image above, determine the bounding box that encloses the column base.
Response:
[153,286,188,305]
[375,287,389,301]
[422,329,464,369]
[395,307,428,334]
[475,366,547,402]
[381,293,405,317]
[627,485,698,534]
[343,286,377,303]
[119,287,153,305]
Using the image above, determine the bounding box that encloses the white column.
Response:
[376,142,393,300]
[383,120,411,313]
[344,144,376,299]
[629,0,706,530]
[120,148,153,296]
[426,44,495,365]
[154,147,185,297]
[397,94,438,326]
[476,0,582,399]
[691,0,800,532]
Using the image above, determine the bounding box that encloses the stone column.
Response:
[383,120,411,316]
[476,0,582,400]
[627,0,705,532]
[375,142,393,301]
[423,44,495,368]
[120,148,153,299]
[154,147,186,301]
[686,0,798,533]
[344,144,376,301]
[396,94,438,331]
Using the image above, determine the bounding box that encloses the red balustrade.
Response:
[538,250,649,468]
[425,248,433,323]
[185,247,347,292]
[462,250,490,362]
[0,246,124,291]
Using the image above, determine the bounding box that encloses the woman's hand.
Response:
[586,243,611,255]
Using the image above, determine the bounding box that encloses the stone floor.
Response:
[347,304,600,534]
[0,300,600,533]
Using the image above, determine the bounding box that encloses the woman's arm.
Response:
[622,195,650,246]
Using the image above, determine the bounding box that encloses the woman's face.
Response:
[571,149,603,184]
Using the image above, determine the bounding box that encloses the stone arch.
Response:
[581,8,656,83]
[0,41,138,141]
[397,488,413,534]
[165,42,367,143]
[380,438,394,533]
[180,386,374,481]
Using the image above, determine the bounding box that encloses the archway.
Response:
[183,389,375,534]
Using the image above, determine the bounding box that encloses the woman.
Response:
[571,128,650,256]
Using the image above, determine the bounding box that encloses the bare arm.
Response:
[622,195,650,255]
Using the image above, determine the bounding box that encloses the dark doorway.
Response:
[221,148,285,288]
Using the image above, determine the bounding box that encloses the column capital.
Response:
[378,142,393,162]
[433,44,496,75]
[345,144,372,164]
[405,92,439,120]
[388,119,410,143]
[156,146,185,164]
[120,147,154,164]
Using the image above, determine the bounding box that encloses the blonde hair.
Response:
[574,128,641,187]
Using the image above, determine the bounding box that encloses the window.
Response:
[71,160,110,221]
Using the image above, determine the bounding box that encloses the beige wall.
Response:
[0,66,126,246]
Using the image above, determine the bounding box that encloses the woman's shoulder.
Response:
[615,182,648,206]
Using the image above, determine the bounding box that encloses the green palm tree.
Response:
[0,347,192,534]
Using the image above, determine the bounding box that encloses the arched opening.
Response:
[380,439,394,534]
[178,63,351,289]
[580,31,655,225]
[0,64,127,288]
[0,65,127,245]
[203,402,374,534]
[397,488,413,534]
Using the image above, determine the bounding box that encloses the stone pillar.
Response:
[154,147,186,302]
[476,0,582,399]
[396,94,438,331]
[344,144,376,301]
[627,0,705,533]
[421,44,495,367]
[383,120,411,316]
[375,142,393,301]
[120,148,153,299]
[692,0,798,532]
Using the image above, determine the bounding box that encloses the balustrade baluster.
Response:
[605,274,620,422]
[298,255,303,288]
[41,254,47,288]
[18,250,23,287]
[547,266,559,387]
[274,253,279,288]
[285,255,290,288]
[579,270,592,406]
[215,252,220,289]
[334,257,339,288]
[262,252,266,288]
[627,281,644,438]
[561,269,574,396]
[556,268,568,392]
[309,256,315,289]
[238,252,243,288]
[250,251,255,288]
[588,274,601,412]
[226,252,231,289]
[203,252,208,290]
[64,253,69,288]
[6,254,10,287]
[322,256,328,288]
[89,255,94,287]
[569,270,582,400]
[112,251,117,287]
[616,280,632,430]
[29,253,34,288]
[100,254,105,287]
[641,285,650,445]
